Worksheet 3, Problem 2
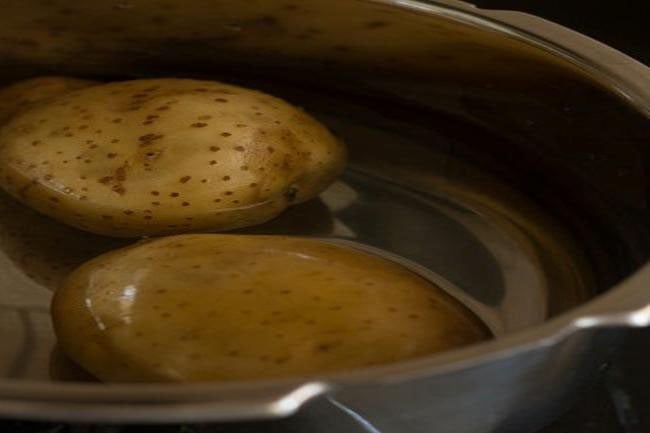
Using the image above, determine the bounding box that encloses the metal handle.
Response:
[0,381,331,422]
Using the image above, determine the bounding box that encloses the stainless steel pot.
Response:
[0,1,648,432]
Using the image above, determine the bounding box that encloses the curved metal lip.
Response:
[1,0,649,420]
[391,0,650,116]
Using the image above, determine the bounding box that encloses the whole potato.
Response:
[0,78,345,237]
[51,234,489,383]
[0,76,97,124]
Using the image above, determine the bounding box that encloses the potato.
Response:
[0,78,345,237]
[0,76,97,124]
[51,234,489,383]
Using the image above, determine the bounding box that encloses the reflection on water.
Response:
[336,171,505,306]
[236,198,335,237]
[0,129,589,382]
[0,70,592,383]
[0,190,129,290]
[243,173,507,307]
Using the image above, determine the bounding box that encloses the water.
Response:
[0,78,592,381]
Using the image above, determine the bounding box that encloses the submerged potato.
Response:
[51,234,489,382]
[0,78,345,237]
[0,76,97,124]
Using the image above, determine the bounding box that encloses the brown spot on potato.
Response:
[138,133,163,146]
[115,166,127,181]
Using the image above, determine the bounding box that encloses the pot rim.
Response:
[1,0,648,422]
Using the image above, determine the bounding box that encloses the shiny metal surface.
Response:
[0,0,648,432]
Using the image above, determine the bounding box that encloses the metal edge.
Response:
[385,0,650,116]
[0,380,333,422]
[477,9,650,116]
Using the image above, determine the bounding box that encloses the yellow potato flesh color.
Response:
[52,234,489,382]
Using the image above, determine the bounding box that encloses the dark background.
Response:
[473,0,649,64]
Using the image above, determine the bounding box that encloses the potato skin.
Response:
[0,76,97,124]
[51,234,489,383]
[0,78,346,237]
